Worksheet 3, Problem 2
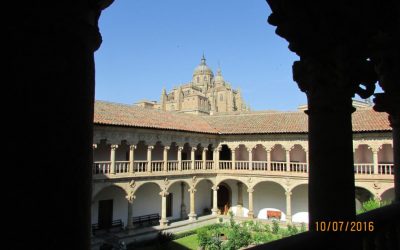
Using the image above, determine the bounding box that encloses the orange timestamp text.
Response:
[315,221,374,232]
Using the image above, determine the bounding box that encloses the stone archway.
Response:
[217,182,231,215]
[91,185,128,229]
[355,186,374,211]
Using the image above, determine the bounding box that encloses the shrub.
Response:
[271,220,280,234]
[225,224,251,250]
[287,224,299,236]
[197,225,223,249]
[300,223,307,233]
[356,198,391,214]
[252,231,275,245]
[264,223,271,233]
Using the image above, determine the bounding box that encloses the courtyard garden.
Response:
[127,212,307,250]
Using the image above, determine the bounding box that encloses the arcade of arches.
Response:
[92,133,395,229]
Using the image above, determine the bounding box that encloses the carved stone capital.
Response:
[178,146,184,152]
[111,144,118,150]
[247,188,254,193]
[92,144,97,149]
[188,187,197,193]
[147,146,154,150]
[126,191,136,203]
[164,146,170,151]
[285,191,292,196]
[191,147,197,152]
[373,93,400,126]
[159,190,169,197]
[129,145,137,150]
[212,185,219,191]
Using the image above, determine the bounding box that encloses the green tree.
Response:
[356,198,390,214]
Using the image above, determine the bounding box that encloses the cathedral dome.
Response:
[193,55,214,77]
[214,68,225,85]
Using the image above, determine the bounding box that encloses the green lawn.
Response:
[170,234,198,250]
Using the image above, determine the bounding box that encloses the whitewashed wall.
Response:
[168,182,190,220]
[379,144,393,162]
[194,180,213,215]
[271,145,285,161]
[381,188,394,202]
[253,145,267,161]
[291,184,308,223]
[132,183,161,218]
[253,182,285,219]
[92,186,128,226]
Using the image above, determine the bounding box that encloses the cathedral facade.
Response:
[136,55,249,115]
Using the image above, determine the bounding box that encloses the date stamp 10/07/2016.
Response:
[315,221,374,232]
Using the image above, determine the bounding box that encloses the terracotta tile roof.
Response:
[351,109,391,132]
[94,101,218,134]
[94,101,391,134]
[203,112,308,134]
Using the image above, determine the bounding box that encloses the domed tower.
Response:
[214,67,225,86]
[192,54,214,92]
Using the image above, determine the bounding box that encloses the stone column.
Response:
[202,148,208,170]
[110,144,118,174]
[292,59,360,230]
[247,188,254,218]
[212,185,219,215]
[129,145,136,174]
[188,187,197,220]
[178,146,183,171]
[159,191,169,228]
[286,149,291,172]
[9,2,111,248]
[372,148,379,175]
[126,194,136,230]
[393,117,400,201]
[232,148,236,170]
[267,149,271,171]
[236,182,244,217]
[214,148,220,170]
[92,144,97,174]
[305,149,309,172]
[180,182,187,219]
[371,33,400,202]
[163,146,169,172]
[147,146,154,172]
[285,191,292,224]
[191,147,196,170]
[248,148,253,171]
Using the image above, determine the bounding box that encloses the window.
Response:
[220,94,223,101]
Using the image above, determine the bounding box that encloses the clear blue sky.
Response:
[95,0,364,111]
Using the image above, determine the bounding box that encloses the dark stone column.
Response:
[266,0,377,233]
[6,1,112,249]
[306,85,356,227]
[372,45,400,202]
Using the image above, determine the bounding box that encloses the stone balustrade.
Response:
[92,160,394,179]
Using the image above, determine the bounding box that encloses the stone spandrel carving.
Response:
[129,180,136,189]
